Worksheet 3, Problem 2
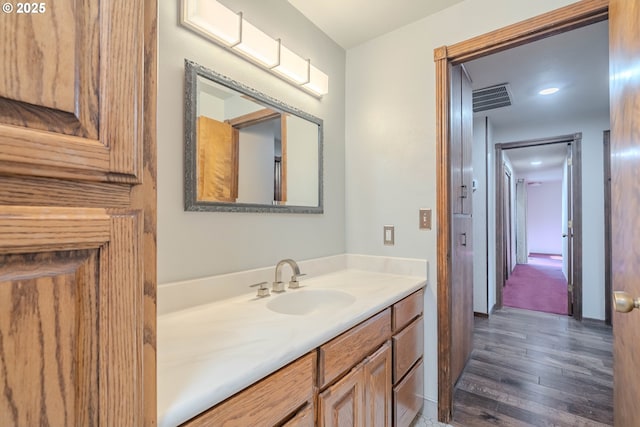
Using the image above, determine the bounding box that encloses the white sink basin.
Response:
[266,289,356,315]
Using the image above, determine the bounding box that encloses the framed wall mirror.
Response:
[184,60,323,213]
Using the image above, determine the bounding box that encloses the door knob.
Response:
[613,291,640,313]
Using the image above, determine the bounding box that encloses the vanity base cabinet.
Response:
[319,341,392,427]
[318,362,365,427]
[393,360,424,427]
[181,352,316,427]
[391,290,425,427]
[283,403,315,427]
[364,342,393,427]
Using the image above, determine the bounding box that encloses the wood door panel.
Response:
[319,365,365,427]
[0,0,143,181]
[610,0,640,425]
[363,342,391,427]
[0,207,145,426]
[0,250,99,427]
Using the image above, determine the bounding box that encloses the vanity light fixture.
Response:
[180,0,329,97]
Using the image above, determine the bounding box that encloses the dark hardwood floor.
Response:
[451,307,613,427]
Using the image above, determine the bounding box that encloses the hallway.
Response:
[451,308,613,426]
[503,254,568,315]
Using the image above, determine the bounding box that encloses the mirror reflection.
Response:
[185,60,323,213]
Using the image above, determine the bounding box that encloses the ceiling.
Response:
[286,0,464,49]
[465,20,609,181]
[285,2,608,182]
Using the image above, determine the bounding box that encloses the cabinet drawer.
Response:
[392,289,423,333]
[181,352,316,427]
[392,316,424,383]
[282,403,314,427]
[319,308,391,389]
[393,359,424,427]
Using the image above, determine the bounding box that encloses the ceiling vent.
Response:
[472,83,513,113]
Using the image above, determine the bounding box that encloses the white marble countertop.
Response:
[157,269,426,427]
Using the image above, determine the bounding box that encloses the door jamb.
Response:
[434,0,607,422]
[603,130,612,326]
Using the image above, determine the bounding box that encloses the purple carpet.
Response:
[503,254,568,315]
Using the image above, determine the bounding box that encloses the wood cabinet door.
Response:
[364,342,392,427]
[0,1,157,426]
[319,365,365,427]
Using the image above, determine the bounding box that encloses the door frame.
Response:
[494,135,583,318]
[434,0,608,422]
[603,130,612,326]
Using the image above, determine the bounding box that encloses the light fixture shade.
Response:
[303,65,329,96]
[234,20,279,67]
[273,46,310,84]
[181,0,241,46]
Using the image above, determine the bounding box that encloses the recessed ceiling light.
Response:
[530,161,542,166]
[539,87,559,95]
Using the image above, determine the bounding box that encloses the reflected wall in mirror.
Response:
[185,60,323,213]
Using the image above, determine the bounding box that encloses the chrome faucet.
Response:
[272,259,306,292]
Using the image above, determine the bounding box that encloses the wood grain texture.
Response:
[0,0,144,182]
[100,213,144,426]
[434,2,607,421]
[392,289,423,333]
[0,250,99,427]
[0,175,131,208]
[319,309,391,389]
[0,0,75,112]
[282,403,315,427]
[140,0,158,423]
[445,0,608,63]
[225,108,280,129]
[182,352,316,427]
[364,342,392,427]
[197,116,238,202]
[318,362,365,427]
[0,206,110,254]
[451,308,612,427]
[434,50,453,423]
[393,359,424,427]
[609,0,640,424]
[392,316,424,384]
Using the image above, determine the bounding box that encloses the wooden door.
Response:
[319,365,365,427]
[503,168,513,279]
[450,216,473,386]
[363,342,392,427]
[610,0,640,424]
[0,1,157,426]
[197,116,239,202]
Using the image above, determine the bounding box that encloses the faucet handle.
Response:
[250,281,270,298]
[289,273,306,289]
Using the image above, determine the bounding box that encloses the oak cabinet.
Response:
[319,342,392,427]
[392,290,425,426]
[181,352,316,427]
[176,290,424,427]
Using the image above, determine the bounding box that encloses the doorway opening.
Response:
[495,136,582,318]
[434,1,609,422]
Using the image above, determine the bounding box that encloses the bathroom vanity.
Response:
[158,268,425,427]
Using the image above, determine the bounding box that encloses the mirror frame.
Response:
[184,59,324,213]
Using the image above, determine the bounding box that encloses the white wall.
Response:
[286,116,319,206]
[472,118,488,313]
[493,114,609,320]
[526,181,563,255]
[346,0,577,407]
[158,0,346,283]
[236,121,275,204]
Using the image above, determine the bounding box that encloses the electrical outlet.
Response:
[383,225,395,245]
[419,208,432,230]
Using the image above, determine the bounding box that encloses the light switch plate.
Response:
[419,208,432,230]
[383,225,395,245]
